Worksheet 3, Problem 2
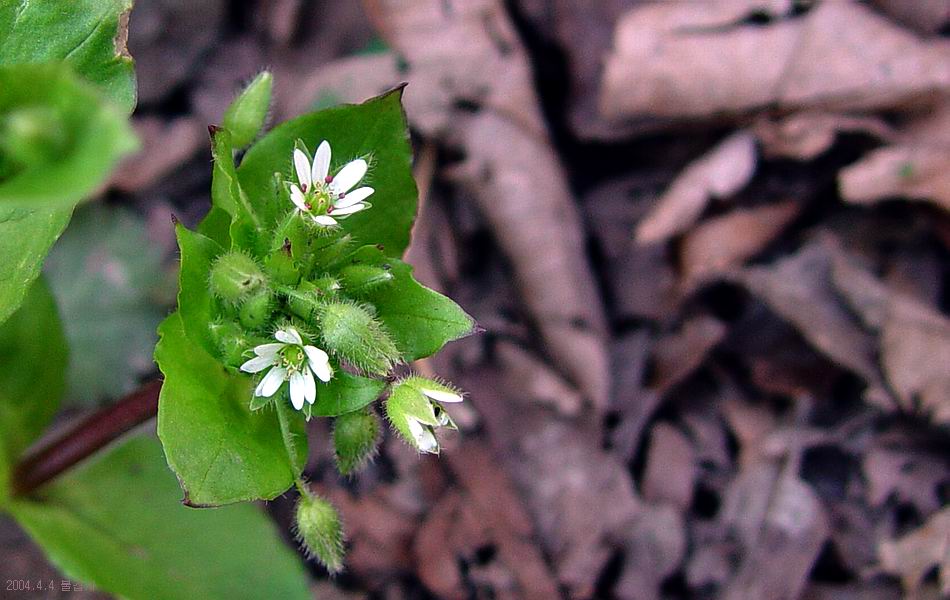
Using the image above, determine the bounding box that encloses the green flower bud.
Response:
[286,280,329,324]
[295,493,345,573]
[239,289,272,330]
[309,233,354,273]
[264,243,300,286]
[339,263,394,294]
[333,407,381,476]
[319,300,400,376]
[385,376,464,454]
[209,251,266,303]
[222,71,272,149]
[208,319,249,368]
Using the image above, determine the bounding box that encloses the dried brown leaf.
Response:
[879,507,950,596]
[496,341,583,416]
[652,315,727,393]
[642,422,696,510]
[111,117,205,193]
[680,200,800,283]
[754,112,894,160]
[601,2,950,122]
[635,130,758,244]
[840,144,950,212]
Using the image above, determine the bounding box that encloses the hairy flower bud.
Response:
[318,300,400,376]
[333,407,380,476]
[294,493,344,573]
[239,289,272,330]
[209,251,266,304]
[339,263,393,294]
[385,376,463,454]
[208,319,249,368]
[222,71,272,149]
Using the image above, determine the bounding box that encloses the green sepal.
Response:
[333,407,380,476]
[294,493,344,573]
[223,71,273,149]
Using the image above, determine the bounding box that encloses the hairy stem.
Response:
[274,398,309,496]
[11,380,162,497]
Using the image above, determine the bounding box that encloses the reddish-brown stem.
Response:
[11,379,162,497]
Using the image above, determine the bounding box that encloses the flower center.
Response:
[279,346,307,373]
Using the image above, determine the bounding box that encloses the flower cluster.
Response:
[240,327,332,410]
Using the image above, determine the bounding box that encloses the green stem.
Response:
[274,397,310,496]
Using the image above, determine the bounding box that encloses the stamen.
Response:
[338,192,346,199]
[325,175,333,183]
[301,183,308,193]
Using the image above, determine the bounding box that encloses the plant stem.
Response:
[274,398,310,496]
[11,380,162,497]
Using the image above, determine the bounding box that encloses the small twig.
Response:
[11,380,162,497]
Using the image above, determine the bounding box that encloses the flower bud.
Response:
[295,493,344,573]
[319,300,400,376]
[239,289,272,330]
[339,264,393,294]
[264,246,300,286]
[209,251,266,303]
[222,71,272,149]
[208,319,249,368]
[309,233,353,272]
[333,407,380,476]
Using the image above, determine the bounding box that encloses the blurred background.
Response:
[3,1,950,598]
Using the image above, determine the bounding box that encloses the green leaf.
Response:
[155,313,305,506]
[209,127,262,253]
[0,206,72,325]
[362,258,475,361]
[0,0,137,113]
[0,279,67,497]
[175,223,225,356]
[8,435,311,600]
[44,204,166,405]
[0,64,138,209]
[238,87,417,257]
[305,371,386,418]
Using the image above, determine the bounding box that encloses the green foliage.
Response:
[0,280,66,496]
[155,314,306,506]
[333,407,380,476]
[237,87,418,255]
[44,205,166,405]
[9,436,311,600]
[318,299,401,375]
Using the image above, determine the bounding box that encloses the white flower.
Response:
[240,327,333,410]
[419,387,463,403]
[406,417,439,453]
[289,140,374,226]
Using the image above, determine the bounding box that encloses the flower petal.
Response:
[289,371,306,410]
[304,346,332,382]
[331,203,367,216]
[240,355,274,373]
[408,417,439,453]
[275,327,303,345]
[420,387,464,403]
[312,140,331,183]
[256,366,287,398]
[303,368,316,405]
[293,149,312,189]
[331,159,367,194]
[290,185,309,212]
[253,343,283,358]
[334,187,374,208]
[312,215,338,226]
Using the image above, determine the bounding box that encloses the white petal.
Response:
[312,140,331,183]
[303,368,316,405]
[293,149,312,189]
[420,388,464,403]
[312,215,338,226]
[334,187,374,208]
[253,343,283,358]
[407,418,439,453]
[304,346,332,382]
[240,355,274,373]
[330,203,366,216]
[331,159,367,194]
[275,327,303,345]
[289,371,306,410]
[256,366,287,398]
[290,185,309,212]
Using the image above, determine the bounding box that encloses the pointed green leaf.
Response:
[237,87,417,256]
[155,313,305,506]
[174,223,225,356]
[305,371,385,418]
[8,435,311,600]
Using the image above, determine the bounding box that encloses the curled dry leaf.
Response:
[641,422,696,510]
[365,0,610,408]
[496,341,583,417]
[651,315,727,394]
[601,2,950,123]
[878,506,950,596]
[840,145,950,212]
[737,240,892,409]
[831,255,950,424]
[680,200,800,284]
[635,130,757,244]
[753,112,894,161]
